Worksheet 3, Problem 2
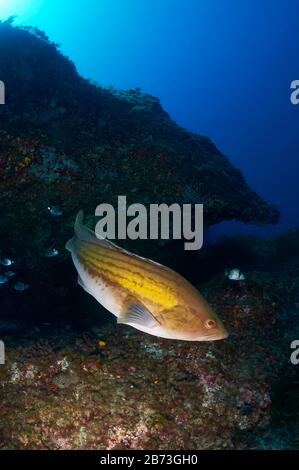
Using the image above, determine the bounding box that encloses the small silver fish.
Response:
[44,248,59,258]
[0,257,14,266]
[226,269,245,281]
[5,270,16,277]
[48,206,63,216]
[14,282,29,291]
[0,275,8,285]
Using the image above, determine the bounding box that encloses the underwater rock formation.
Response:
[0,19,297,453]
[0,20,279,320]
[1,231,299,449]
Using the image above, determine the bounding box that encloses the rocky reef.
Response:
[0,230,299,450]
[0,19,279,322]
[0,20,292,451]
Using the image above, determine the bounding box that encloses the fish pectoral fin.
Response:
[117,300,160,328]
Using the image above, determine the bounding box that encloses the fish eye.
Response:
[204,319,216,329]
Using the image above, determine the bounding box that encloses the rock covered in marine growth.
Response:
[0,254,296,450]
[0,19,278,321]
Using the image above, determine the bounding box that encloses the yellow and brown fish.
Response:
[66,211,228,341]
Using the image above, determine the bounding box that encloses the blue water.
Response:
[4,0,299,236]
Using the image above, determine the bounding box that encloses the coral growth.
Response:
[0,20,279,324]
[0,20,291,451]
[1,230,299,449]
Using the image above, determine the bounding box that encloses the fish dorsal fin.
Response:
[74,210,120,251]
[118,299,160,328]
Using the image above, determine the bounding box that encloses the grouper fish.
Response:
[66,211,228,341]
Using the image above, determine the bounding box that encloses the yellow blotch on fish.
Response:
[66,211,228,342]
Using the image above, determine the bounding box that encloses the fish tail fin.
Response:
[65,210,90,252]
[65,237,75,252]
[74,209,85,238]
[73,209,118,250]
[74,209,97,244]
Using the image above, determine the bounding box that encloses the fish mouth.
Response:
[203,328,229,341]
[188,328,228,342]
[214,329,229,340]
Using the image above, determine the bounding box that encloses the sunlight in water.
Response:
[0,0,42,22]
